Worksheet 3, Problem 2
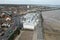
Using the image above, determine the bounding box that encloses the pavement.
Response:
[15,30,34,40]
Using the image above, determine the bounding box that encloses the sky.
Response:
[0,0,60,5]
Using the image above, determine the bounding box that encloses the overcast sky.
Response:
[0,0,60,5]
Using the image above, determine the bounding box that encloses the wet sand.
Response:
[42,10,60,40]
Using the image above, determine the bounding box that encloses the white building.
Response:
[22,13,40,30]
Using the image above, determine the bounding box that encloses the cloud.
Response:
[0,0,60,5]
